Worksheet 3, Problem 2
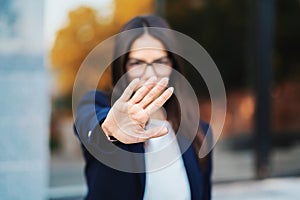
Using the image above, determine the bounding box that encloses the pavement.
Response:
[49,140,300,200]
[213,177,300,200]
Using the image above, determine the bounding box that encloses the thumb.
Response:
[144,126,168,139]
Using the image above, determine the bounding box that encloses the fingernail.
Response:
[149,76,157,82]
[168,87,174,93]
[159,77,169,86]
[144,77,157,87]
[163,127,168,133]
[133,78,140,83]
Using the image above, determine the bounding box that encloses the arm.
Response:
[203,149,212,200]
[101,77,173,144]
[74,90,111,142]
[74,77,173,146]
[200,121,213,200]
[73,79,174,176]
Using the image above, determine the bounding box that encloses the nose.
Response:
[142,64,157,79]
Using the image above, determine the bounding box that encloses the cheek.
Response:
[126,69,139,82]
[126,73,135,83]
[125,65,136,80]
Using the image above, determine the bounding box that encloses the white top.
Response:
[143,119,191,200]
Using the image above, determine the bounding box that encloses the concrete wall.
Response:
[0,0,49,199]
[0,57,49,199]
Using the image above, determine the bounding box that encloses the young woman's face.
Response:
[126,34,172,85]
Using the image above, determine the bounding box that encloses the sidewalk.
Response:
[49,174,300,200]
[213,177,300,200]
[49,139,300,199]
[49,154,300,200]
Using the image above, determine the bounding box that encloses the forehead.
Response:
[128,34,167,61]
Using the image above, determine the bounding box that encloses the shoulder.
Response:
[199,120,210,135]
[199,120,214,157]
[79,90,110,107]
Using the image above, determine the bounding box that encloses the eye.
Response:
[127,60,144,67]
[154,58,171,66]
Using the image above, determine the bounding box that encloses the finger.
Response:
[129,76,157,104]
[138,77,169,108]
[119,126,167,144]
[119,78,140,101]
[144,126,168,139]
[115,127,144,144]
[128,104,150,125]
[145,87,174,115]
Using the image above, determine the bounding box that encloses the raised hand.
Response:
[101,77,174,144]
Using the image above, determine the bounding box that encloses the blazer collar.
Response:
[131,135,203,200]
[177,135,204,200]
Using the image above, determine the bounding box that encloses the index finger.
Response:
[119,78,140,101]
[129,76,157,104]
[145,87,174,115]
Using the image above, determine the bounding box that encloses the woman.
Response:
[74,15,212,200]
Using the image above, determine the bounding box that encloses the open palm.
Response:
[102,77,174,144]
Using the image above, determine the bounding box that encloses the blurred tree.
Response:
[165,0,247,94]
[274,0,300,83]
[49,1,154,151]
[50,0,154,100]
[50,6,115,96]
[164,0,300,93]
[0,0,18,38]
[114,0,154,27]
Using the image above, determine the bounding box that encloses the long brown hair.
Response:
[111,15,209,170]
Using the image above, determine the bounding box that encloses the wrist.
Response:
[101,119,118,142]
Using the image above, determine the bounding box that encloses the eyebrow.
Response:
[127,56,169,63]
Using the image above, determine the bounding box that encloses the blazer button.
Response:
[88,130,92,138]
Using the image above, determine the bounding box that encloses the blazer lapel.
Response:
[129,137,204,200]
[130,143,146,197]
[177,135,204,200]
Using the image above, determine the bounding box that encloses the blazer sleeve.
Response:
[74,90,111,144]
[200,121,213,200]
[73,91,146,200]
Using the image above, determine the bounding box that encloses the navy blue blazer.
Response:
[74,90,212,200]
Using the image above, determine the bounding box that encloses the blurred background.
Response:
[0,0,299,199]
